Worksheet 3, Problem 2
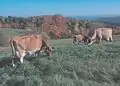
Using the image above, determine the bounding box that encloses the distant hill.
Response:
[66,16,101,20]
[66,15,120,29]
[93,16,120,27]
[67,15,120,21]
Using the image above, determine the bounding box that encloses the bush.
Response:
[0,32,9,47]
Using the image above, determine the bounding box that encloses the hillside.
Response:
[0,15,70,39]
[0,29,120,86]
[0,15,120,38]
[67,16,120,27]
[91,16,120,27]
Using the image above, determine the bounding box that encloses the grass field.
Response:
[0,28,120,86]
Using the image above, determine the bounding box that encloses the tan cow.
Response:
[10,34,54,67]
[86,28,113,45]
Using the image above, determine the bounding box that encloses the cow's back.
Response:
[101,28,112,38]
[11,35,43,51]
[26,35,42,51]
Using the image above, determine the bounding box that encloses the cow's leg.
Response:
[88,37,95,45]
[109,36,113,42]
[11,51,20,67]
[10,40,18,67]
[12,56,16,67]
[19,51,26,64]
[20,55,25,64]
[35,50,41,57]
[98,35,102,43]
[88,41,94,45]
[106,38,110,42]
[11,54,16,67]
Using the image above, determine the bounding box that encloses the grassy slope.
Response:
[0,29,120,86]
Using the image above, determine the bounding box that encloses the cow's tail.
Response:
[10,39,16,67]
[10,39,16,56]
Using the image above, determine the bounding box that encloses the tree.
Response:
[74,20,80,33]
[67,20,76,33]
[78,20,88,34]
[35,16,44,33]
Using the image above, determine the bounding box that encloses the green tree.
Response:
[67,20,76,33]
[78,20,88,33]
[35,16,44,33]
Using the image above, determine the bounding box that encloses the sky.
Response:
[0,0,120,17]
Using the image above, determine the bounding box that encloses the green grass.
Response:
[0,28,27,37]
[0,29,120,86]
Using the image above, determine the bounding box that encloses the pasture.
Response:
[0,29,120,86]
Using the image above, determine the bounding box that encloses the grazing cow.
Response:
[10,34,54,67]
[73,34,91,45]
[73,34,83,45]
[86,28,113,45]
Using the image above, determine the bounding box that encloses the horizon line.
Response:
[0,14,120,17]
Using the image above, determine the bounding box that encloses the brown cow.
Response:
[73,34,83,45]
[10,34,54,67]
[86,28,113,45]
[73,34,91,45]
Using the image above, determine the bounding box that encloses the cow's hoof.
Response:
[88,44,91,45]
[12,63,16,67]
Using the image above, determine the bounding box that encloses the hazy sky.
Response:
[0,0,120,17]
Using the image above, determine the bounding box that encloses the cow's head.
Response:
[83,36,92,44]
[44,45,55,58]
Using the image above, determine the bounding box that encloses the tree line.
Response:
[0,15,119,39]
